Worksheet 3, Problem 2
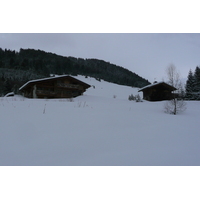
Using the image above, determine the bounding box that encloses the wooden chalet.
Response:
[19,75,90,99]
[138,81,177,101]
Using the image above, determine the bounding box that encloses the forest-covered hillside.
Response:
[0,48,150,96]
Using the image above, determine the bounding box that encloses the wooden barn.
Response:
[138,81,177,101]
[19,75,90,99]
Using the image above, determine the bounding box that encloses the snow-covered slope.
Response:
[0,76,200,165]
[71,75,142,100]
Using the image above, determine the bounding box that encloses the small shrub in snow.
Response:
[135,94,143,102]
[43,104,46,114]
[128,94,143,102]
[77,101,82,107]
[77,101,87,108]
[68,98,74,102]
[128,94,135,101]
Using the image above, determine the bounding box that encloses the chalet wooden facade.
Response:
[19,75,90,99]
[138,82,176,101]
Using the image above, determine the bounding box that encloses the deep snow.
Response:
[0,76,200,165]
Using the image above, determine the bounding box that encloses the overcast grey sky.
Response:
[1,33,200,83]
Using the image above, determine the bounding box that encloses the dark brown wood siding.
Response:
[140,83,176,101]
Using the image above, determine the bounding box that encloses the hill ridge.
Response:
[0,48,150,95]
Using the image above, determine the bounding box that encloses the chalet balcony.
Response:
[56,82,82,90]
[36,90,56,96]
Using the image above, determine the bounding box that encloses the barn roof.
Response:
[138,81,177,92]
[19,75,91,91]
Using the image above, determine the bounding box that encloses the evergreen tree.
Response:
[185,69,195,100]
[3,79,13,95]
[194,66,200,100]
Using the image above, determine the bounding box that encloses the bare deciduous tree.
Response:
[164,98,186,115]
[164,64,186,115]
[166,64,180,89]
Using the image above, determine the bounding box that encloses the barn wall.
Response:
[143,88,174,101]
[21,77,89,99]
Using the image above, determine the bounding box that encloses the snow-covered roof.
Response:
[138,81,176,92]
[19,75,90,91]
[4,92,15,97]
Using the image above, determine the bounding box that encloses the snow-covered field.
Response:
[1,75,200,166]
